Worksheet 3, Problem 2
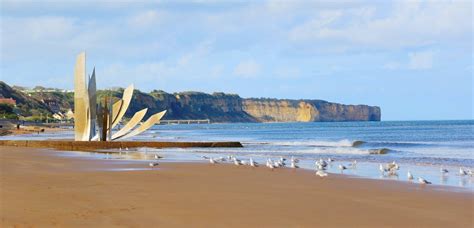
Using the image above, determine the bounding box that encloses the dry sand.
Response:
[0,146,472,227]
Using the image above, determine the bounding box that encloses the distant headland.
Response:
[0,81,381,123]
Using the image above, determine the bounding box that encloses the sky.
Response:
[0,0,472,120]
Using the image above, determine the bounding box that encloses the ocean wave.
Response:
[246,139,366,147]
[158,146,391,156]
[368,148,390,154]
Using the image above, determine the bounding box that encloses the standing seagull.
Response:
[338,164,347,170]
[467,169,473,176]
[249,158,258,167]
[149,162,159,169]
[291,156,299,163]
[209,158,218,164]
[266,159,276,170]
[290,161,299,169]
[440,168,449,174]
[379,164,389,173]
[459,167,468,176]
[407,171,414,180]
[233,158,243,166]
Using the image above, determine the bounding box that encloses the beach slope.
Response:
[0,147,472,227]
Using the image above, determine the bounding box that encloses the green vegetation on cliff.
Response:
[0,81,381,122]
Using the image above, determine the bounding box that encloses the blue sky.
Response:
[0,0,472,120]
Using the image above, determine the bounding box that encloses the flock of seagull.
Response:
[142,150,473,185]
[202,155,474,185]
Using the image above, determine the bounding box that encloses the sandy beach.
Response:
[0,146,472,227]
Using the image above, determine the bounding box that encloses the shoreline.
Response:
[61,148,474,193]
[1,146,472,227]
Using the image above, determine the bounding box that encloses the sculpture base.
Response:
[0,140,243,151]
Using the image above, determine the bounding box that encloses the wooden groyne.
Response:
[0,140,243,151]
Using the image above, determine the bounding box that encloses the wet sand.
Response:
[0,126,67,136]
[0,146,472,227]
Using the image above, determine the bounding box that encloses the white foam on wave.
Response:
[156,146,376,156]
[246,139,360,147]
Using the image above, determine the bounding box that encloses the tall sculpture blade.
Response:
[111,100,123,124]
[111,84,134,129]
[88,68,97,140]
[120,110,167,140]
[74,51,90,141]
[112,108,148,140]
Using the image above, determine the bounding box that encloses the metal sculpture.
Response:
[73,51,166,141]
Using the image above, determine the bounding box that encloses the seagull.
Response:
[268,163,275,170]
[407,171,414,180]
[241,160,250,166]
[327,158,334,163]
[467,169,473,176]
[266,159,276,170]
[319,159,328,167]
[249,158,258,167]
[315,161,327,168]
[149,162,159,168]
[348,160,357,168]
[209,158,218,164]
[279,156,287,162]
[154,153,163,160]
[338,164,347,170]
[215,156,226,162]
[274,161,282,168]
[316,170,328,177]
[459,167,468,176]
[440,168,449,174]
[233,158,242,166]
[290,156,299,163]
[386,161,399,171]
[278,160,286,167]
[201,155,210,160]
[379,164,389,173]
[290,161,299,169]
[316,163,326,170]
[418,177,431,184]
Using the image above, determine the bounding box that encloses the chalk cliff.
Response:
[242,99,380,122]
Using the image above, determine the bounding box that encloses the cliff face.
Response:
[242,99,319,122]
[0,81,381,122]
[310,100,381,121]
[126,91,256,122]
[242,99,380,122]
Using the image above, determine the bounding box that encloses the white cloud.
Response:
[2,16,76,40]
[409,50,435,70]
[383,50,436,70]
[177,40,213,66]
[234,60,261,78]
[289,0,472,49]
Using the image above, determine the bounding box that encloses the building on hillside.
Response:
[0,98,16,106]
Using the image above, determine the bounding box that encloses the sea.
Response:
[5,120,473,190]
